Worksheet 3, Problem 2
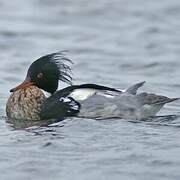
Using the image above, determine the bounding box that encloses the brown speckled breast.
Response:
[6,86,46,121]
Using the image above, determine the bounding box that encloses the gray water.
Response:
[0,0,180,179]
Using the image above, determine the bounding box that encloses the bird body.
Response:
[6,81,178,121]
[6,52,179,121]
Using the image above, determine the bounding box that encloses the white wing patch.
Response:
[69,88,120,101]
[59,97,71,103]
[69,88,96,101]
[59,97,80,111]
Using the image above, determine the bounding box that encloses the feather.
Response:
[50,51,73,85]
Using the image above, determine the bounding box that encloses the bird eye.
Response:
[37,73,43,79]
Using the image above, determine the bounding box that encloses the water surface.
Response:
[0,0,180,179]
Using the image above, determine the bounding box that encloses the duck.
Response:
[6,52,179,121]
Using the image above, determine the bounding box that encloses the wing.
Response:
[40,96,80,120]
[136,92,179,118]
[126,81,145,95]
[40,82,146,120]
[51,84,123,101]
[39,84,122,120]
[68,82,145,101]
[136,92,179,105]
[78,93,141,120]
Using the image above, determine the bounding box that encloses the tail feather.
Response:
[126,81,145,95]
[137,92,179,106]
[154,97,179,105]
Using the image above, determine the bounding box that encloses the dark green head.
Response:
[10,52,72,94]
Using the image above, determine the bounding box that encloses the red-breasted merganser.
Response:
[6,52,179,121]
